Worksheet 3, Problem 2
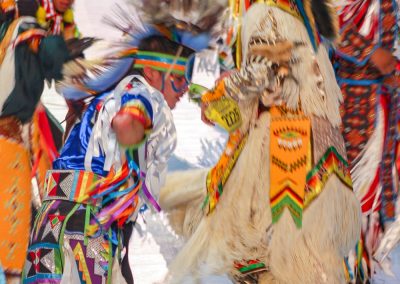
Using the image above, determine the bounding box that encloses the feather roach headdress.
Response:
[62,0,229,236]
[62,0,229,100]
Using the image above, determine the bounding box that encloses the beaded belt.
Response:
[43,170,102,205]
[0,116,22,143]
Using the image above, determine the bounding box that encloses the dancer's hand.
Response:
[370,47,397,75]
[112,113,145,146]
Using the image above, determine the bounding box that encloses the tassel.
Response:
[86,183,140,236]
[81,152,143,236]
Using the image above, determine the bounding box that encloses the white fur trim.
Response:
[242,5,343,126]
[350,103,384,212]
[164,112,361,282]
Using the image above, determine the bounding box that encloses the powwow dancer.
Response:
[36,0,78,39]
[160,1,362,283]
[333,0,400,282]
[30,0,85,199]
[0,0,87,281]
[23,0,227,283]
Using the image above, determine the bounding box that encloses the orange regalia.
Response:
[160,0,361,282]
[0,0,70,279]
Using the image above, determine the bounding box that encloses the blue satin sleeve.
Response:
[53,92,110,176]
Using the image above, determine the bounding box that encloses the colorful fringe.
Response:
[344,258,352,283]
[343,238,369,284]
[201,80,226,104]
[80,83,157,235]
[203,130,248,214]
[118,105,152,133]
[234,259,267,275]
[304,146,353,207]
[31,105,62,194]
[79,151,141,236]
[355,238,369,283]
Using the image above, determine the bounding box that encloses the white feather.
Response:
[350,103,384,207]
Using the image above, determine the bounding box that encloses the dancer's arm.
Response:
[112,94,153,147]
[112,113,145,146]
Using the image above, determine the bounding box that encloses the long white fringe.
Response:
[162,112,361,283]
[350,103,384,208]
[241,4,343,126]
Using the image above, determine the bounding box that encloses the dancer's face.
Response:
[53,0,74,13]
[161,73,188,109]
[143,67,188,109]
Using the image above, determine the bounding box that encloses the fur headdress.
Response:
[338,0,387,44]
[233,2,343,126]
[258,0,338,50]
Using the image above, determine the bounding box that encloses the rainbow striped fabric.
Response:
[43,170,102,204]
